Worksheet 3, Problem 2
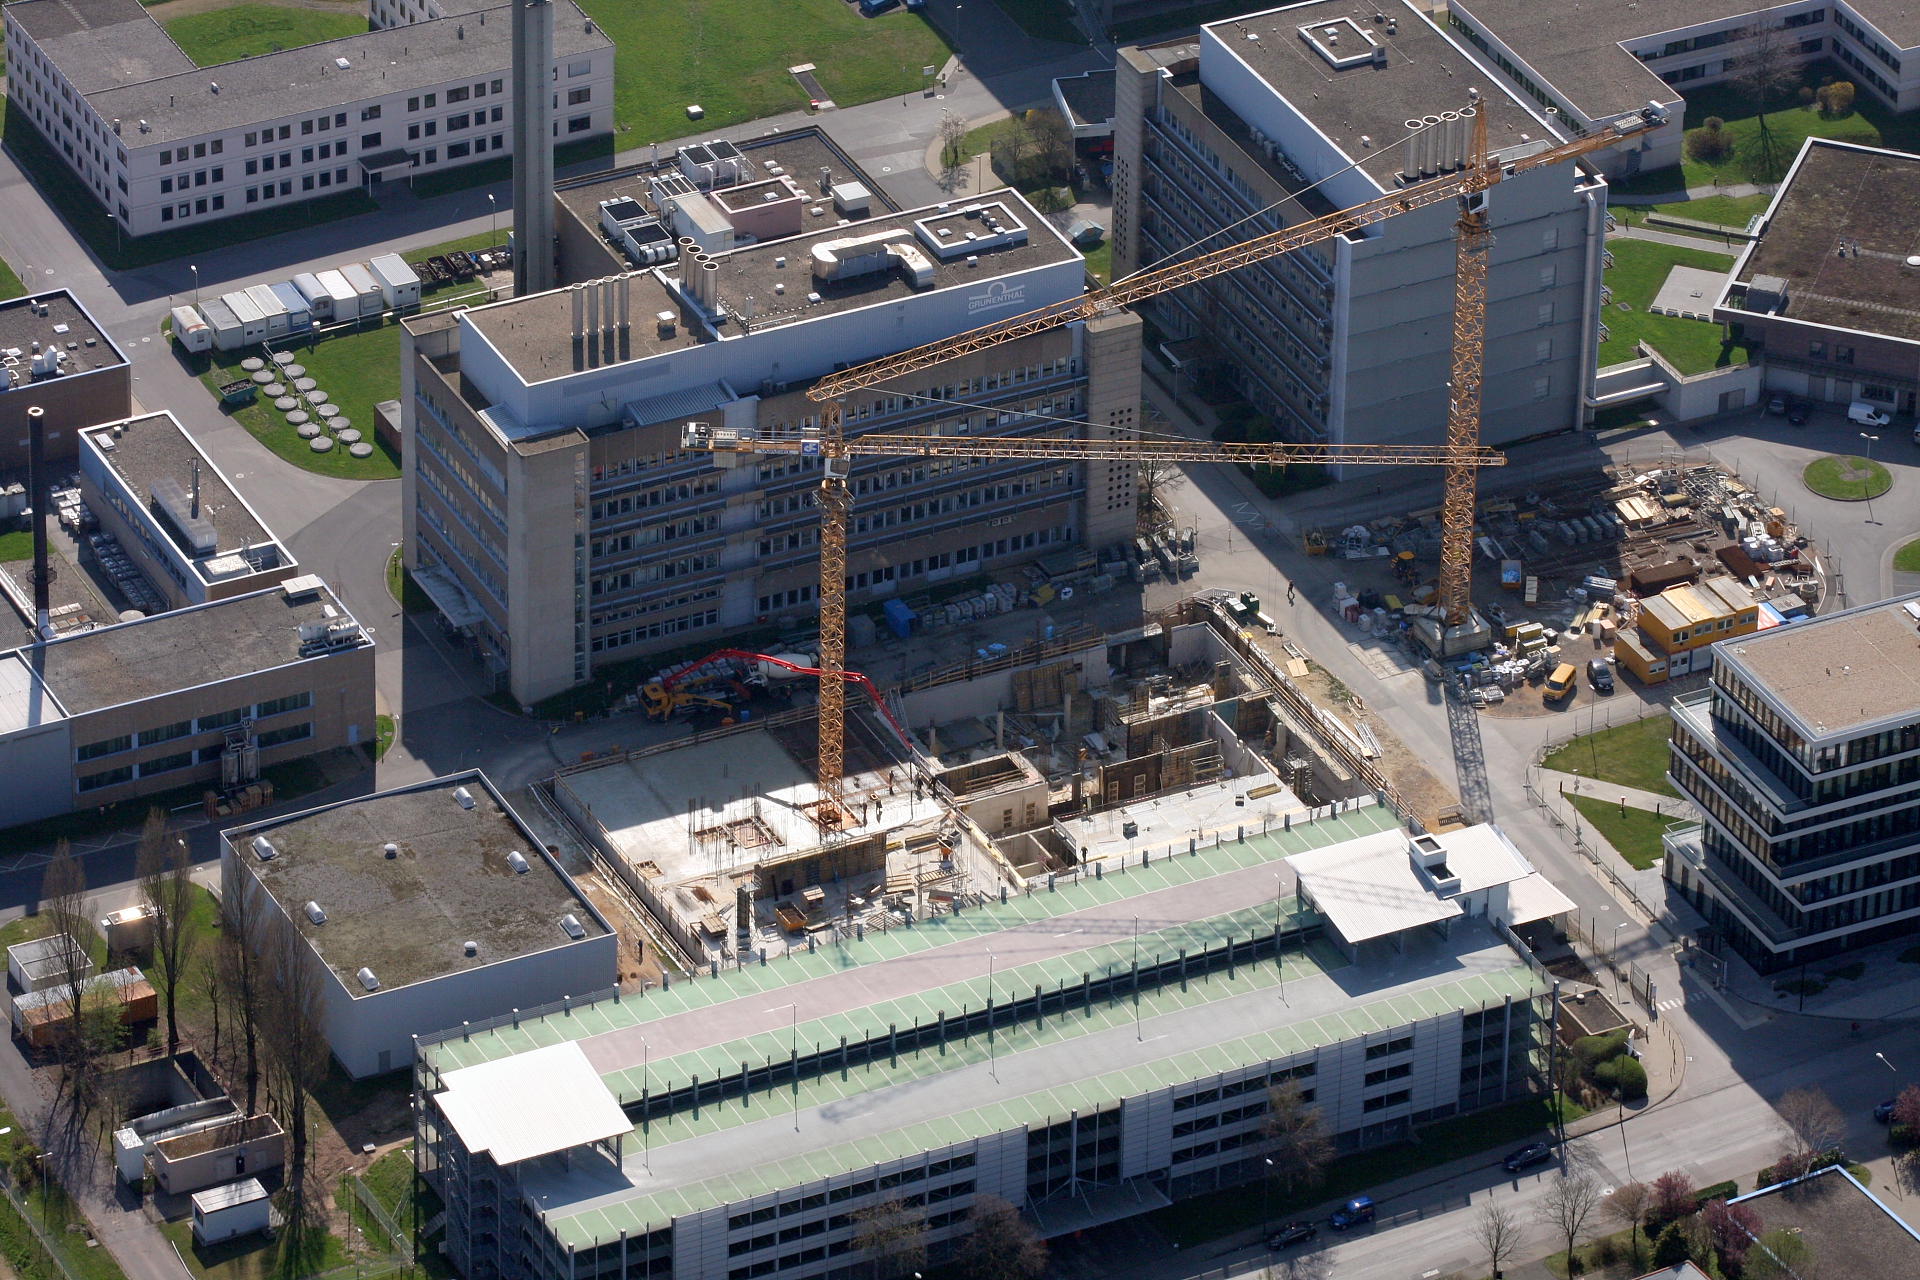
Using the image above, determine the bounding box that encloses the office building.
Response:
[0,577,374,826]
[402,184,1135,705]
[1715,138,1920,417]
[2,0,613,238]
[415,802,1555,1280]
[222,772,617,1078]
[1664,592,1920,970]
[1110,1,1609,454]
[78,413,297,613]
[1450,0,1920,179]
[0,290,132,469]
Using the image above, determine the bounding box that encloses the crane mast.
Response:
[684,99,1667,802]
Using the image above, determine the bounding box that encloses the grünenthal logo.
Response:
[968,280,1027,315]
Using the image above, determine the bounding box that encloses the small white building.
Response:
[339,263,384,318]
[6,934,92,995]
[169,306,212,353]
[290,273,334,323]
[191,1178,270,1246]
[367,254,421,310]
[243,284,289,338]
[267,282,313,333]
[315,270,359,320]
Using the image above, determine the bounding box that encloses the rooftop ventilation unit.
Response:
[506,850,531,874]
[463,940,479,957]
[303,901,327,925]
[280,574,324,600]
[250,835,277,861]
[453,786,476,810]
[560,914,586,940]
[151,476,219,557]
[335,57,351,70]
[383,842,400,859]
[356,967,380,992]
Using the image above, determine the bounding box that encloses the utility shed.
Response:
[7,934,93,994]
[367,255,422,310]
[191,1178,270,1245]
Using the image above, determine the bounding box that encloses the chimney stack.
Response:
[191,457,202,520]
[511,0,557,297]
[26,407,53,640]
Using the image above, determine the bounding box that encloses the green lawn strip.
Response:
[375,715,396,762]
[0,256,25,302]
[0,1099,100,1280]
[163,4,366,66]
[1543,1224,1645,1279]
[1802,455,1891,501]
[386,550,435,614]
[1148,1097,1579,1247]
[161,1218,346,1280]
[1081,236,1112,285]
[2,101,375,271]
[1897,539,1920,574]
[1600,239,1749,375]
[0,531,33,562]
[1566,795,1669,871]
[574,0,950,144]
[182,322,403,481]
[1541,714,1679,798]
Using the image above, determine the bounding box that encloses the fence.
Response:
[0,1175,87,1280]
[342,1169,409,1260]
[1566,912,1659,1013]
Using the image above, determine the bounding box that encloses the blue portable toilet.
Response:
[883,598,916,639]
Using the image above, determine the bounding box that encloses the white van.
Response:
[1848,400,1891,426]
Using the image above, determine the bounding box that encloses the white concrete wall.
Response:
[0,717,75,826]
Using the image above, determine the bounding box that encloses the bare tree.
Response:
[852,1199,927,1280]
[1263,1080,1334,1199]
[261,915,329,1271]
[216,875,266,1114]
[137,813,200,1056]
[939,111,969,178]
[1270,1245,1334,1280]
[1029,109,1075,187]
[1730,24,1800,177]
[1776,1085,1844,1178]
[1539,1174,1603,1276]
[954,1194,1047,1280]
[42,843,101,1105]
[1473,1200,1524,1279]
[1607,1181,1652,1268]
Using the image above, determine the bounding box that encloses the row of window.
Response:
[724,1154,977,1230]
[77,722,310,791]
[75,692,310,762]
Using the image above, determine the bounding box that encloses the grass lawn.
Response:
[576,0,950,145]
[1803,455,1891,500]
[386,549,435,614]
[375,715,396,762]
[1082,236,1113,285]
[1542,713,1680,798]
[1600,238,1750,374]
[180,321,403,480]
[1897,539,1920,573]
[163,4,366,67]
[0,256,24,302]
[1149,1096,1583,1247]
[161,1219,345,1280]
[1567,795,1670,871]
[0,531,32,562]
[1611,192,1772,234]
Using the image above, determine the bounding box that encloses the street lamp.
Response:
[1860,432,1882,524]
[987,952,998,1081]
[1878,1052,1899,1073]
[1263,1157,1275,1236]
[189,263,199,306]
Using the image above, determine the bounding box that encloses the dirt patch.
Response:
[571,869,671,990]
[1274,649,1460,830]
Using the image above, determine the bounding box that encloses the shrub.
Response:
[1686,118,1732,162]
[1574,1028,1630,1066]
[1818,81,1857,115]
[1650,1171,1697,1227]
[1798,86,1816,104]
[1894,1086,1920,1144]
[1597,1054,1648,1100]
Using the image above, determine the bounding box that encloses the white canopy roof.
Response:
[436,1041,628,1167]
[1287,830,1463,943]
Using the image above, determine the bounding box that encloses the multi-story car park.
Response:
[2,0,612,238]
[1109,1,1611,453]
[1664,592,1920,971]
[1448,0,1920,179]
[400,183,1139,705]
[1714,138,1920,418]
[415,802,1555,1280]
[0,576,374,826]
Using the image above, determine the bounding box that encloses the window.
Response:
[424,148,437,163]
[195,197,207,214]
[140,751,194,778]
[334,112,345,128]
[1536,301,1554,325]
[567,58,592,77]
[78,765,134,793]
[408,124,421,141]
[423,92,437,109]
[255,691,312,719]
[278,124,291,140]
[161,207,174,222]
[1533,375,1552,400]
[302,174,315,190]
[211,139,222,155]
[446,141,470,159]
[568,87,591,106]
[407,96,420,112]
[1834,344,1855,365]
[362,105,382,122]
[244,131,257,147]
[568,115,592,134]
[161,152,172,167]
[193,171,206,187]
[447,86,470,103]
[302,146,314,164]
[193,142,205,158]
[1362,1089,1411,1113]
[490,105,503,123]
[279,180,291,196]
[1364,1036,1413,1061]
[161,177,174,194]
[210,166,222,182]
[319,115,331,131]
[335,167,347,183]
[318,171,331,187]
[77,734,132,762]
[448,112,470,131]
[1808,340,1826,359]
[1535,338,1553,362]
[246,188,258,204]
[244,160,257,177]
[258,722,312,749]
[302,119,314,135]
[491,78,503,94]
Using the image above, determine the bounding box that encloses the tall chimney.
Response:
[26,407,53,640]
[190,457,202,520]
[511,0,557,297]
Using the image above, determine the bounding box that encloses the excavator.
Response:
[640,649,911,747]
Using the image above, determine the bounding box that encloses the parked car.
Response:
[1767,394,1788,415]
[1504,1141,1554,1173]
[1268,1222,1319,1249]
[1587,659,1615,695]
[1848,400,1891,426]
[858,0,901,14]
[1330,1196,1376,1229]
[1876,1098,1898,1123]
[1787,397,1812,426]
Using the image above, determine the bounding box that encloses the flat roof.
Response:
[1453,0,1920,123]
[1732,1167,1920,1280]
[1716,593,1920,740]
[81,413,283,565]
[0,290,127,387]
[232,772,608,995]
[436,1041,629,1167]
[1288,828,1463,941]
[13,580,364,716]
[1058,776,1309,864]
[1203,0,1552,186]
[1642,577,1754,631]
[10,0,611,149]
[0,653,63,733]
[1733,141,1920,343]
[191,1178,268,1213]
[1054,69,1115,128]
[465,187,1078,386]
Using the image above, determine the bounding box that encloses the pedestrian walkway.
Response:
[1609,223,1744,251]
[1611,181,1771,204]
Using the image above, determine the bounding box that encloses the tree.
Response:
[1744,1226,1812,1280]
[1028,109,1075,188]
[216,874,266,1114]
[1263,1080,1334,1198]
[41,843,102,1104]
[851,1199,927,1280]
[1473,1199,1524,1278]
[1539,1174,1603,1276]
[1893,1082,1920,1133]
[1703,1197,1764,1273]
[1730,24,1800,177]
[1270,1246,1334,1280]
[1775,1085,1844,1178]
[1650,1169,1698,1227]
[1606,1181,1652,1268]
[261,914,328,1270]
[954,1195,1046,1280]
[939,111,969,178]
[1817,80,1856,116]
[137,812,200,1056]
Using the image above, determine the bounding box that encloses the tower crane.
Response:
[684,100,1667,807]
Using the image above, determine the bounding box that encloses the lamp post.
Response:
[1878,1052,1898,1073]
[987,952,998,1081]
[1860,432,1881,524]
[189,263,199,306]
[487,192,497,248]
[1263,1157,1275,1236]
